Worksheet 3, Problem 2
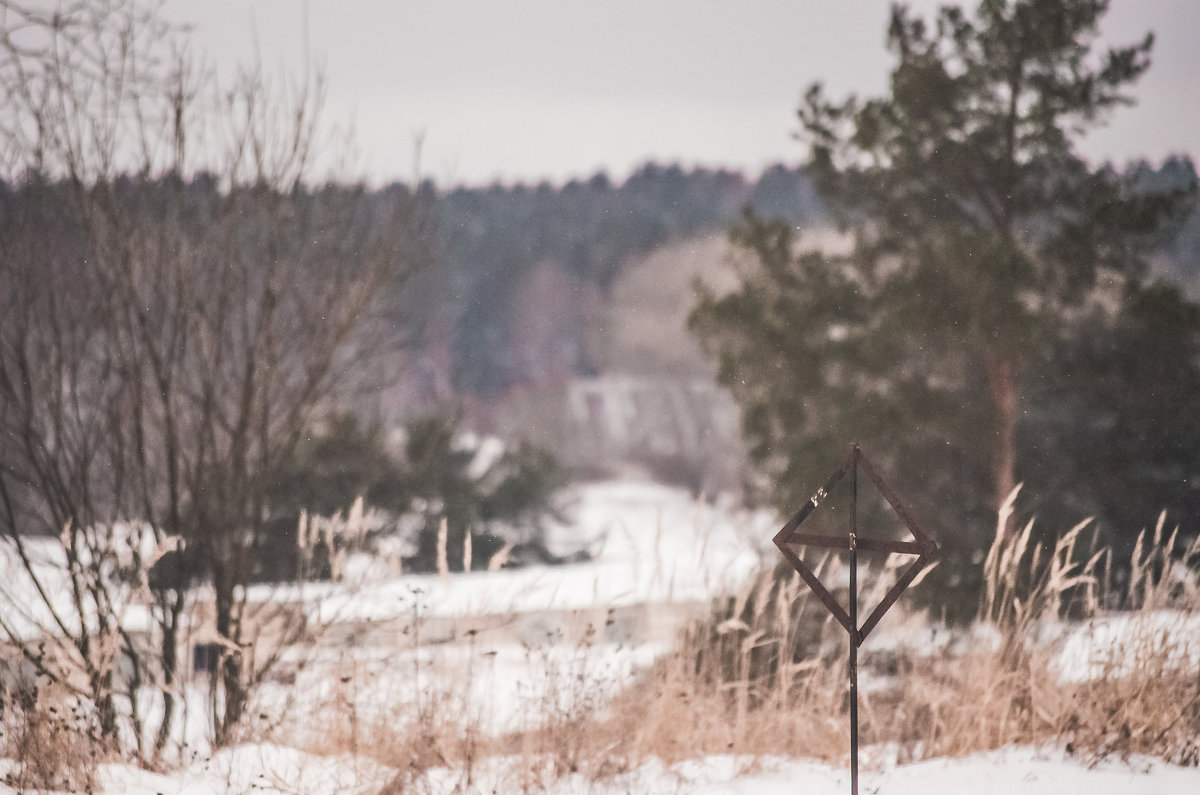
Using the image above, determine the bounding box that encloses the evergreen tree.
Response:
[691,0,1199,558]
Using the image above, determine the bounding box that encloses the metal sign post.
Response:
[772,444,938,795]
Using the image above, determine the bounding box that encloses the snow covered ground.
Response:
[1053,609,1200,683]
[4,480,1199,793]
[60,745,1200,794]
[263,480,779,623]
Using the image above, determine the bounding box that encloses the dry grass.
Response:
[0,684,107,792]
[488,498,1198,777]
[597,497,1200,770]
[235,499,1200,788]
[5,496,1190,789]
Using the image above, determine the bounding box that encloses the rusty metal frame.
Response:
[771,443,938,795]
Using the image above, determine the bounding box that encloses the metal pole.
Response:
[772,443,938,795]
[849,445,859,795]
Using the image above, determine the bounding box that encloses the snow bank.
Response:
[58,746,1200,794]
[256,480,776,625]
[1053,610,1200,683]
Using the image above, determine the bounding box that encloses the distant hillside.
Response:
[398,157,1199,411]
[374,156,1200,494]
[416,163,826,400]
[599,232,735,377]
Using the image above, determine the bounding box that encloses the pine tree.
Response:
[691,0,1198,555]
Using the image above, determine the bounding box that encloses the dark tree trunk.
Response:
[154,589,186,757]
[985,348,1019,535]
[213,572,245,746]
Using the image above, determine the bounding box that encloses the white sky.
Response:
[164,0,1200,187]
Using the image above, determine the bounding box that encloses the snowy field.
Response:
[43,745,1200,794]
[4,480,1199,793]
[276,479,778,623]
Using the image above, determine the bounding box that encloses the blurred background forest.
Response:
[3,0,1200,578]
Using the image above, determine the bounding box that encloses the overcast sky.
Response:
[164,0,1200,187]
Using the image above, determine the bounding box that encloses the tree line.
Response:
[420,155,1197,402]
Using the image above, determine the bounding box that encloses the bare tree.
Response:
[0,0,426,757]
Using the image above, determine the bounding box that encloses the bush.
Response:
[1,686,104,792]
[404,415,568,572]
[256,412,568,579]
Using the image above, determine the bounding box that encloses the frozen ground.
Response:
[1052,609,1200,682]
[4,480,1198,792]
[0,481,776,636]
[29,745,1200,794]
[244,481,780,743]
[262,480,779,623]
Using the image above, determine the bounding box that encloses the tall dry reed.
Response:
[289,495,1200,786]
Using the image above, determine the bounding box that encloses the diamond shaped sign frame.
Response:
[772,444,938,648]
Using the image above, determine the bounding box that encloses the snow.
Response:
[255,480,777,624]
[92,744,392,794]
[224,482,775,752]
[0,531,158,641]
[252,638,667,738]
[4,480,1199,793]
[58,746,1200,794]
[1053,610,1200,683]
